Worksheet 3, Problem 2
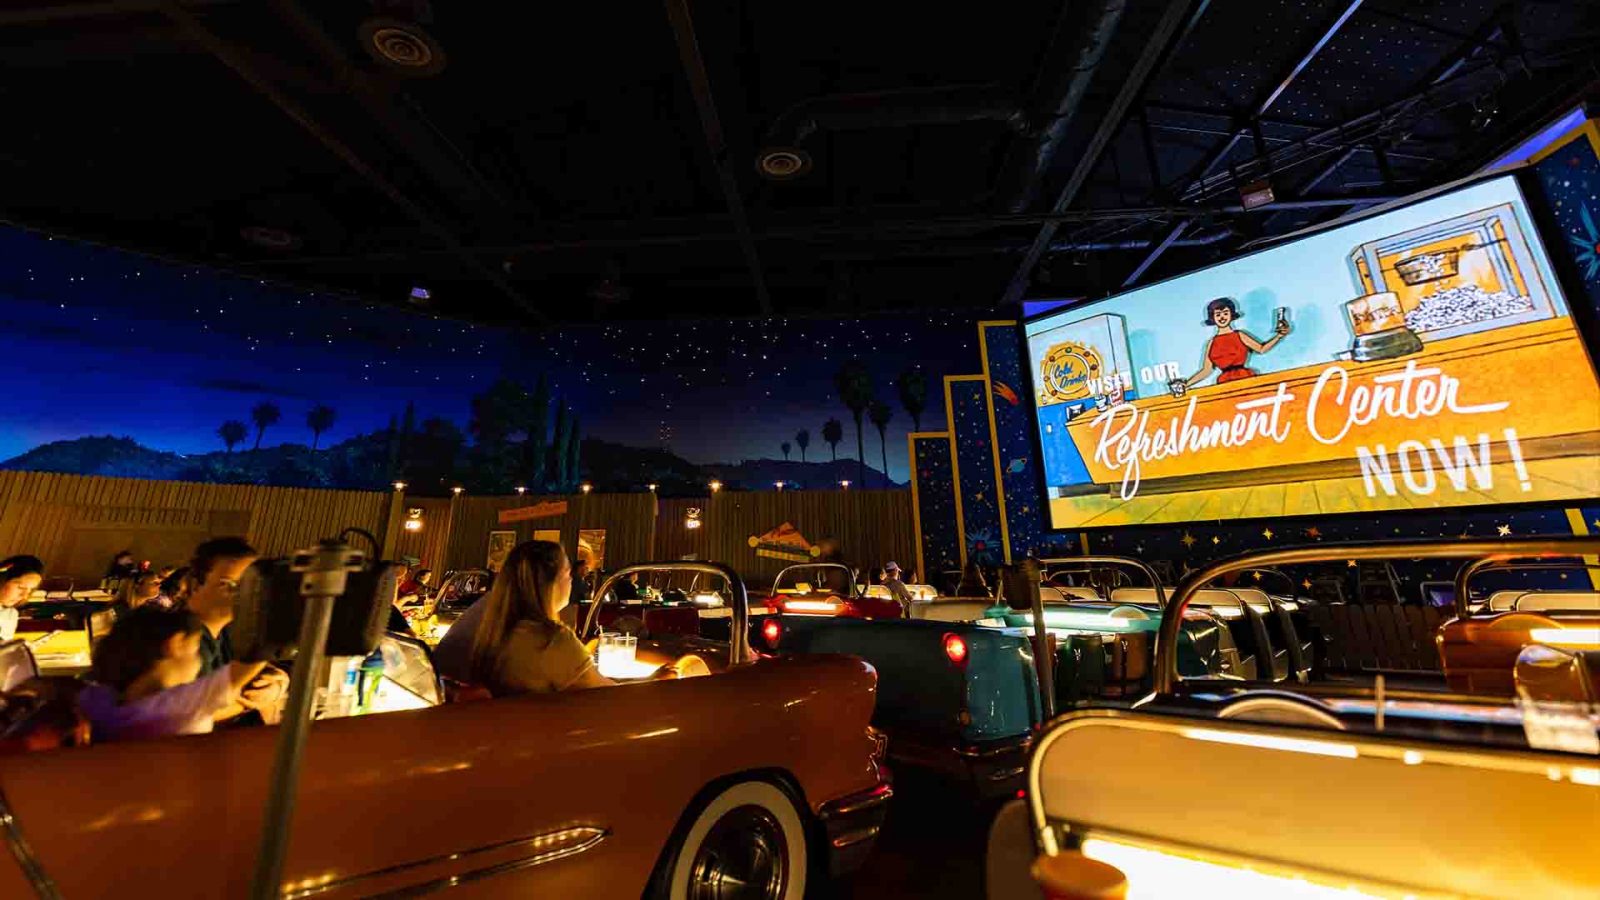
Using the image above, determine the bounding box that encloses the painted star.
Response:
[1211,536,1221,545]
[1251,571,1263,582]
[1304,526,1322,539]
[1497,524,1512,536]
[1261,527,1275,540]
[1301,579,1313,590]
[1180,532,1196,548]
[1346,560,1358,568]
[1564,202,1600,279]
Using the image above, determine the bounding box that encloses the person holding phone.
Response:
[1179,297,1291,388]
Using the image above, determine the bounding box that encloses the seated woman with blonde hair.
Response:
[468,540,614,695]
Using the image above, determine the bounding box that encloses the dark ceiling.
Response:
[3,0,1598,326]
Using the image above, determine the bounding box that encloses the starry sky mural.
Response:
[0,223,977,485]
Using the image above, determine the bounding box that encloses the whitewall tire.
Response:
[665,779,808,900]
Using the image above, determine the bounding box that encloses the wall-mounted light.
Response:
[839,480,851,490]
[708,479,722,493]
[647,483,658,492]
[580,483,593,494]
[403,508,424,532]
[392,481,408,492]
[451,486,464,495]
[685,507,703,530]
[774,481,785,491]
[515,486,527,495]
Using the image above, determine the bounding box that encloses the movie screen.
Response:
[1024,174,1600,529]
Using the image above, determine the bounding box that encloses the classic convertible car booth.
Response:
[988,708,1599,898]
[0,551,891,899]
[756,557,1254,797]
[986,536,1600,899]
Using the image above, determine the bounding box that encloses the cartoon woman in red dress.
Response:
[1181,297,1291,388]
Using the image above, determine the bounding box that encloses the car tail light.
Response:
[761,618,783,649]
[943,633,968,667]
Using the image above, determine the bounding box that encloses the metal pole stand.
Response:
[1021,558,1056,722]
[249,541,366,900]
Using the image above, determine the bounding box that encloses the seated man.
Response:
[182,537,288,724]
[881,561,914,614]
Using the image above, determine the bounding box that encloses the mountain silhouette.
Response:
[5,434,905,495]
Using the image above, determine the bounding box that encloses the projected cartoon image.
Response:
[1175,296,1293,391]
[1025,174,1600,530]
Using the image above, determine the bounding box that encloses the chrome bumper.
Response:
[816,780,894,876]
[888,731,1033,799]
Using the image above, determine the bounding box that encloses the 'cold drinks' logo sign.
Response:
[1039,341,1103,403]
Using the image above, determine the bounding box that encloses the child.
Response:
[78,606,269,741]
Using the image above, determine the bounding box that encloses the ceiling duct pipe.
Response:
[998,0,1129,212]
[754,83,1030,180]
[1048,227,1233,252]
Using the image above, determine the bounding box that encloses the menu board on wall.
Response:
[1023,173,1600,530]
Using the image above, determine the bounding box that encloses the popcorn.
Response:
[1403,284,1533,332]
[1398,252,1450,282]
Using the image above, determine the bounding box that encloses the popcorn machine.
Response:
[1343,201,1555,360]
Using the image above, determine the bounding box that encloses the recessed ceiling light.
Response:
[755,147,813,181]
[358,18,447,76]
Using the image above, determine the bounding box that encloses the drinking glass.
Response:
[598,633,638,672]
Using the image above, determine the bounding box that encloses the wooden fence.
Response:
[0,471,393,583]
[439,493,659,574]
[655,497,711,562]
[387,496,453,572]
[702,490,917,586]
[0,470,916,588]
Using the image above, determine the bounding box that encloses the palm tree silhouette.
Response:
[250,401,281,450]
[896,367,928,431]
[307,405,337,450]
[868,400,893,487]
[218,420,248,453]
[780,441,791,461]
[822,418,843,462]
[795,429,810,463]
[834,360,872,488]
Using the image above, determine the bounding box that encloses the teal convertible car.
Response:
[755,557,1297,797]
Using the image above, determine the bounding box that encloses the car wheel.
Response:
[664,780,808,900]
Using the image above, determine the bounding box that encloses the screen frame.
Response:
[1017,166,1600,535]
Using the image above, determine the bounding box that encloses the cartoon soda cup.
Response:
[1345,291,1405,335]
[1344,290,1423,361]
